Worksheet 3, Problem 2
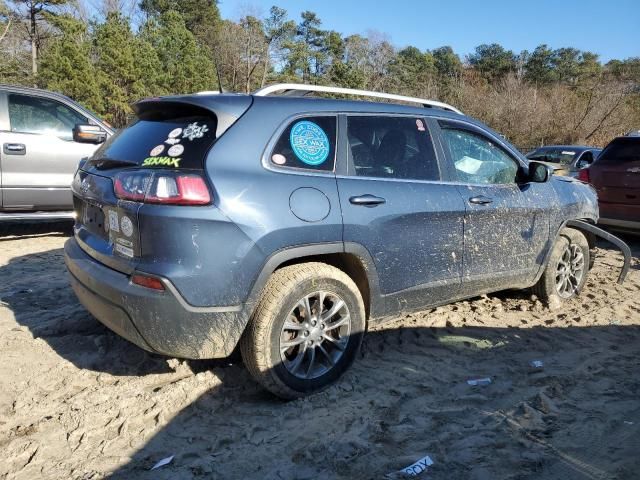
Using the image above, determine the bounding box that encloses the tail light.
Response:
[114,170,211,205]
[577,168,590,184]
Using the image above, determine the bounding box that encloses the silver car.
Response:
[0,85,113,221]
[525,145,602,178]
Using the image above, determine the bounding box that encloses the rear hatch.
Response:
[72,95,251,273]
[590,137,640,216]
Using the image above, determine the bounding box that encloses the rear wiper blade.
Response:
[90,158,138,170]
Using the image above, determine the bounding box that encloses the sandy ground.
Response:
[0,223,639,480]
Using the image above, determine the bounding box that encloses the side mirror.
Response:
[73,124,107,144]
[528,161,551,183]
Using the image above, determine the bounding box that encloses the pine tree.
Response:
[142,10,216,94]
[94,12,158,126]
[38,14,103,114]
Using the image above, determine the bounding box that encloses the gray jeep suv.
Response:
[0,85,112,221]
[64,84,628,398]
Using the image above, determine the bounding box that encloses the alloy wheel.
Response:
[279,291,351,379]
[555,243,585,298]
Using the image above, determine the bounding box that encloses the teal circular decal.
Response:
[289,121,330,166]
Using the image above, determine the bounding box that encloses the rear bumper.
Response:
[64,237,249,359]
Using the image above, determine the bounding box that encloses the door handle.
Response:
[3,143,26,155]
[349,194,386,207]
[468,195,493,205]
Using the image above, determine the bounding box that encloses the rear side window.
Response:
[440,127,519,184]
[88,113,216,170]
[347,116,439,181]
[270,116,337,172]
[8,93,88,141]
[597,137,640,164]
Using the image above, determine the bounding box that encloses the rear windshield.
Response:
[597,137,640,164]
[527,148,577,165]
[87,114,217,170]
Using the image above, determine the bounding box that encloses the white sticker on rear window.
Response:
[561,151,576,155]
[168,128,182,138]
[168,144,184,157]
[182,122,209,141]
[108,210,120,233]
[150,145,164,156]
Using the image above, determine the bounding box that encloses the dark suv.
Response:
[64,84,621,398]
[579,135,639,233]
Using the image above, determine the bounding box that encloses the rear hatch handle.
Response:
[566,220,631,284]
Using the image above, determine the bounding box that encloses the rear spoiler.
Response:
[567,220,631,284]
[133,94,253,138]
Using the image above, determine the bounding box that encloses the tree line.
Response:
[1,1,638,148]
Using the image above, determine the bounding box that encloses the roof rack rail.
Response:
[253,83,462,115]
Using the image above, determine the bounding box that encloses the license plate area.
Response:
[106,204,140,259]
[82,201,108,240]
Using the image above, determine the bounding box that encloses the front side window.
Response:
[270,116,337,172]
[8,93,88,141]
[346,116,439,181]
[441,127,519,184]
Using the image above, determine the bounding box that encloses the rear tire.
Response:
[240,262,366,399]
[534,228,590,303]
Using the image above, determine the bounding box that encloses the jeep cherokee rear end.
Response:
[65,95,264,359]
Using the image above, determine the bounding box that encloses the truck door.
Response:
[0,92,99,210]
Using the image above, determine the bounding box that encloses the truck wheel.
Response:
[534,228,590,302]
[240,262,366,399]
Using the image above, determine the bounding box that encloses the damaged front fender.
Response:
[567,220,631,284]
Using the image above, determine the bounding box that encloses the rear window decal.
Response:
[168,128,182,138]
[150,144,164,156]
[416,119,426,131]
[182,122,209,141]
[168,144,184,157]
[142,156,181,168]
[289,120,330,166]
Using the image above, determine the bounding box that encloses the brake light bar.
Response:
[114,170,211,205]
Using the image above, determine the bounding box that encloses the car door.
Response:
[336,114,466,314]
[436,120,551,293]
[0,91,100,210]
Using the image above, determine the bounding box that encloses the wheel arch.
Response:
[245,242,383,321]
[533,217,597,286]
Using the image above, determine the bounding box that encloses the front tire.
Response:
[534,228,590,302]
[240,262,366,399]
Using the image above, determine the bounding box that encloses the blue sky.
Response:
[218,0,640,62]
